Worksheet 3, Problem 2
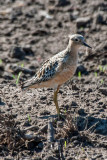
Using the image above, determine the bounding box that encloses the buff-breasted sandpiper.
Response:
[21,34,91,116]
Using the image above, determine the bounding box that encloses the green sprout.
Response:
[0,59,2,64]
[27,114,31,122]
[21,63,24,68]
[100,79,104,84]
[16,71,22,85]
[99,65,107,72]
[80,27,84,30]
[94,72,97,77]
[16,63,24,85]
[78,71,81,79]
[81,147,85,152]
[64,141,67,148]
[99,65,103,72]
[12,74,16,79]
[103,65,107,72]
[64,108,67,113]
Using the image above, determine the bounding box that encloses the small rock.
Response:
[40,96,47,100]
[67,157,73,160]
[9,46,34,59]
[9,9,22,22]
[102,104,106,109]
[59,89,63,94]
[3,72,14,80]
[76,16,91,28]
[98,101,103,105]
[40,110,50,115]
[73,140,79,145]
[0,64,4,77]
[9,46,25,59]
[0,98,5,106]
[72,84,79,90]
[25,12,34,18]
[57,21,63,28]
[46,156,58,160]
[70,11,79,21]
[22,47,34,56]
[26,139,37,150]
[37,142,43,149]
[102,59,107,65]
[35,14,44,22]
[71,101,77,106]
[99,109,104,112]
[87,88,92,92]
[57,121,64,128]
[76,65,88,75]
[95,12,104,24]
[28,106,31,111]
[48,7,55,15]
[55,0,70,7]
[23,121,31,127]
[4,157,14,160]
[78,108,87,116]
[32,29,49,36]
[99,88,107,96]
[79,0,86,3]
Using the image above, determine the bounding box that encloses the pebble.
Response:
[99,88,107,96]
[55,0,70,7]
[76,65,88,75]
[76,16,91,28]
[9,46,34,59]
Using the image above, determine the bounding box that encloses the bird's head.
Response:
[68,34,92,49]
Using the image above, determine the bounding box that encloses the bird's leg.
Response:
[53,85,60,116]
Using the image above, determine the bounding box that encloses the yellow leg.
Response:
[53,85,60,115]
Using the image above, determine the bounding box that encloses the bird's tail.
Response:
[20,79,31,91]
[20,77,36,90]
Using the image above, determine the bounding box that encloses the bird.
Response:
[21,34,91,116]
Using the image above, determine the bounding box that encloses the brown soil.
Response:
[0,0,107,159]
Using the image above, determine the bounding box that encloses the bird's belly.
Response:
[54,66,77,85]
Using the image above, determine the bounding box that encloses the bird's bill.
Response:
[83,42,92,48]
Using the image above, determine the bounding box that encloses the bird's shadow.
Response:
[39,112,107,136]
[75,115,107,136]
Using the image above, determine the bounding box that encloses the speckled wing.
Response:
[21,59,59,89]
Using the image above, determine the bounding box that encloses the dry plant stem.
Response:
[47,118,54,142]
[87,121,99,133]
[58,140,65,160]
[24,134,43,141]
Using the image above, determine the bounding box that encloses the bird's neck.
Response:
[66,42,79,60]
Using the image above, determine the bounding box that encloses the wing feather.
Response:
[21,59,59,89]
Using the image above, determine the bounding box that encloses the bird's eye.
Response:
[75,38,79,42]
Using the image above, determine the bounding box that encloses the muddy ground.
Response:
[0,0,107,159]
